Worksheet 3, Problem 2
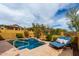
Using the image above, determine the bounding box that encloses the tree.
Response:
[66,8,79,55]
[66,8,79,32]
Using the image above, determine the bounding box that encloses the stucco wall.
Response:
[0,29,25,41]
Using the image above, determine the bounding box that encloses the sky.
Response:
[0,3,79,30]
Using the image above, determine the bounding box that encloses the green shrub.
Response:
[70,36,75,43]
[52,36,57,41]
[24,31,29,38]
[46,34,52,41]
[34,32,40,38]
[16,33,23,38]
[52,35,60,41]
[0,35,5,41]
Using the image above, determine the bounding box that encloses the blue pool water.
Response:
[13,38,45,50]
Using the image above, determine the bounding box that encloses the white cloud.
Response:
[0,3,71,29]
[28,3,61,17]
[53,17,70,29]
[0,4,25,16]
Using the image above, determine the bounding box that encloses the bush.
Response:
[16,33,23,38]
[52,35,60,41]
[0,35,5,41]
[24,31,29,38]
[52,37,57,41]
[46,34,52,41]
[34,32,40,38]
[70,36,75,43]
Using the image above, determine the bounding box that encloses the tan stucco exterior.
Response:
[0,29,25,41]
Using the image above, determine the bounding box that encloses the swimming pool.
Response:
[10,38,45,50]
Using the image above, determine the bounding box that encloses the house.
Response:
[0,24,25,40]
[0,24,24,30]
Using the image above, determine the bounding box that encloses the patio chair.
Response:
[49,36,71,49]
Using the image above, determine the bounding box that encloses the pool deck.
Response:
[0,41,19,56]
[27,42,63,56]
[0,41,73,56]
[20,42,73,56]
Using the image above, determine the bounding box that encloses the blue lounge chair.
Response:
[49,36,71,49]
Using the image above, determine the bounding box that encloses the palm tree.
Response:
[66,8,79,32]
[66,8,79,55]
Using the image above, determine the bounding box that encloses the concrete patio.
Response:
[0,41,19,56]
[20,42,73,56]
[0,41,73,56]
